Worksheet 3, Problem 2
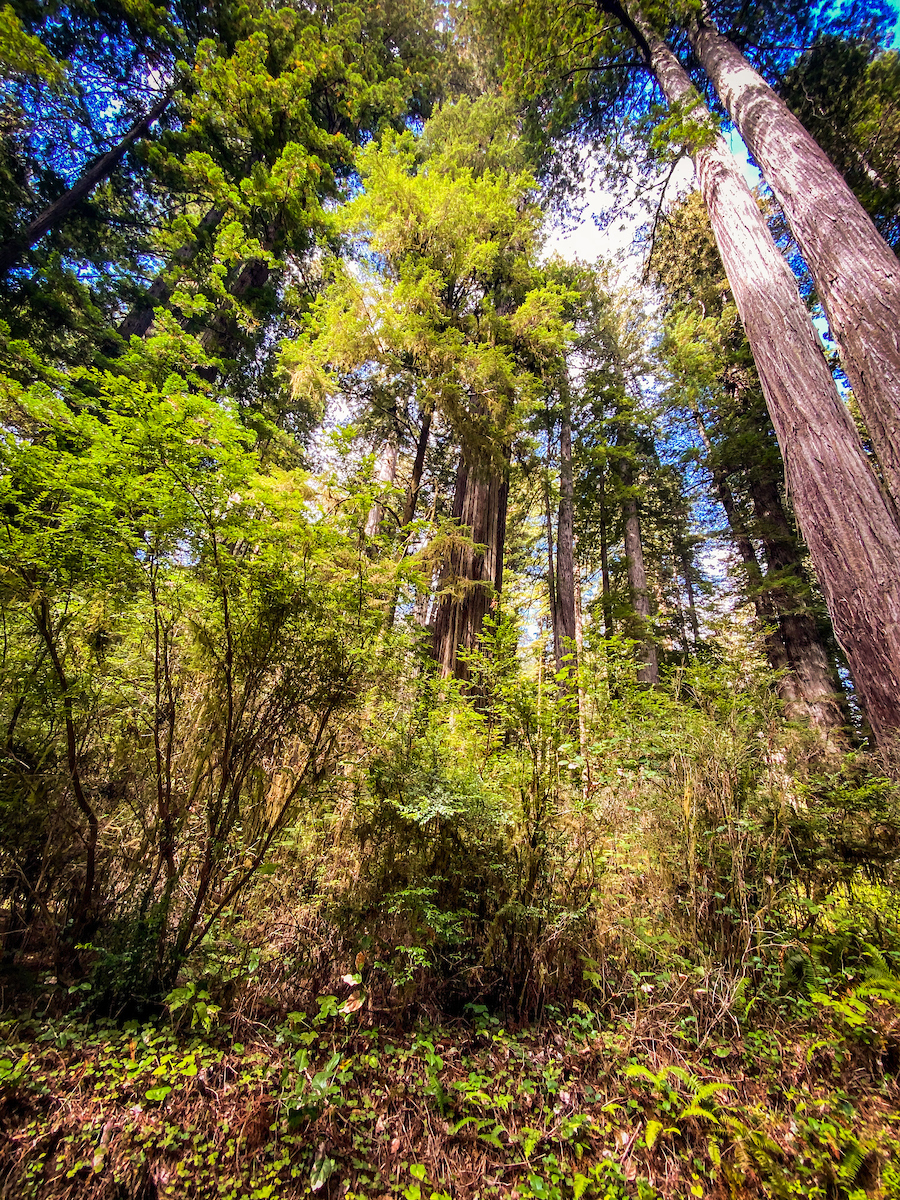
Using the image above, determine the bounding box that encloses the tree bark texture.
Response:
[0,93,171,277]
[688,19,900,516]
[625,5,900,754]
[431,450,509,680]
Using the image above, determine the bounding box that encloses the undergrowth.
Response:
[4,644,900,1197]
[3,954,900,1200]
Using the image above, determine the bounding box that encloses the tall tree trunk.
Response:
[386,406,433,631]
[617,2,900,755]
[431,450,510,680]
[0,93,171,277]
[599,467,614,638]
[668,555,690,653]
[556,395,577,654]
[33,597,98,931]
[678,540,701,645]
[687,18,900,515]
[613,448,659,686]
[400,404,433,528]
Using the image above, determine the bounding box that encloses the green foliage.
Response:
[3,16,900,1200]
[781,36,900,249]
[0,362,388,993]
[2,981,899,1199]
[0,6,65,84]
[284,95,573,466]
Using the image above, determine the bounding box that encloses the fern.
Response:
[836,1139,865,1187]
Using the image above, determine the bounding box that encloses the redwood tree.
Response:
[628,7,900,751]
[488,0,900,750]
[653,190,848,736]
[285,98,573,678]
[685,14,900,515]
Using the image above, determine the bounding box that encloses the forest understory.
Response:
[4,657,900,1200]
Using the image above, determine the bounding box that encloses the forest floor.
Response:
[2,971,900,1200]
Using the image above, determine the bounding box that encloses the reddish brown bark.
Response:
[431,450,509,680]
[746,473,847,734]
[620,3,900,754]
[687,18,900,515]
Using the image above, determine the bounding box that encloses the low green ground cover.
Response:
[3,968,900,1200]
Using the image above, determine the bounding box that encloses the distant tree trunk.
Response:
[613,447,659,686]
[431,449,509,680]
[697,421,801,708]
[668,555,690,653]
[678,540,700,645]
[365,439,399,538]
[556,395,577,654]
[543,470,562,675]
[400,404,433,527]
[32,597,97,931]
[0,93,171,277]
[622,3,900,755]
[599,469,614,638]
[386,406,433,631]
[687,17,900,514]
[118,205,225,340]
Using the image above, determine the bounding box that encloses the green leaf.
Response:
[644,1119,663,1149]
[572,1173,590,1200]
[310,1153,336,1192]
